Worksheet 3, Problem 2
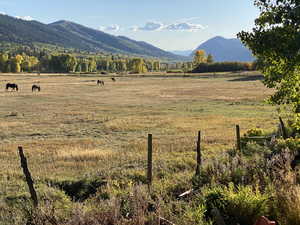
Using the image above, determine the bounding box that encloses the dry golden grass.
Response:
[0,72,277,199]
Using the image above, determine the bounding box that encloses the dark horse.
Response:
[97,80,104,86]
[32,85,41,92]
[6,83,18,91]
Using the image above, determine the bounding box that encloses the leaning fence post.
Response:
[195,131,202,176]
[18,146,38,208]
[236,125,241,151]
[279,117,288,139]
[147,134,153,186]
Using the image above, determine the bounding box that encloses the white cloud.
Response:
[132,20,205,32]
[0,12,6,15]
[99,24,120,32]
[165,22,205,32]
[133,21,165,31]
[15,16,34,21]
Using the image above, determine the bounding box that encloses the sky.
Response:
[0,0,260,51]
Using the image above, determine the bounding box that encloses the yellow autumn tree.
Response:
[193,50,207,67]
[131,58,147,74]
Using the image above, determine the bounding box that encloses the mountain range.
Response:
[0,14,186,61]
[172,37,254,62]
[0,14,254,62]
[192,36,254,62]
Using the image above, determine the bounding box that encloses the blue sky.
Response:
[0,0,259,51]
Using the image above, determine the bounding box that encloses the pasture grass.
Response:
[0,72,279,224]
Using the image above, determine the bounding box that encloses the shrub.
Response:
[244,128,264,137]
[241,128,269,150]
[242,142,271,157]
[291,113,300,135]
[273,138,300,154]
[200,184,270,225]
[271,186,300,225]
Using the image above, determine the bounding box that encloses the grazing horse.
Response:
[6,83,18,91]
[32,85,41,92]
[111,77,116,82]
[97,80,104,86]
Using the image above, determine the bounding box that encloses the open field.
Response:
[0,72,279,223]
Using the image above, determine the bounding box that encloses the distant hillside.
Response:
[0,15,186,61]
[191,36,255,62]
[171,50,193,57]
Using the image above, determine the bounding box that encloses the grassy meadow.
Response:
[0,72,285,224]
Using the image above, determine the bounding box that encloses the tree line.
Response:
[0,52,164,74]
[0,46,257,74]
[191,49,255,73]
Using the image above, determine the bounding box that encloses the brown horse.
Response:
[6,83,18,91]
[32,85,41,92]
[97,80,104,86]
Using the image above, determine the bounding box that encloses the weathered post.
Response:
[18,146,38,208]
[279,117,288,139]
[147,134,153,186]
[195,131,202,176]
[236,125,241,151]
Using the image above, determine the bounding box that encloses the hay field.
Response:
[0,72,276,202]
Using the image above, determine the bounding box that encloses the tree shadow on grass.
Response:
[228,75,264,82]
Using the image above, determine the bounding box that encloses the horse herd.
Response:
[97,77,116,86]
[5,77,116,92]
[5,83,41,92]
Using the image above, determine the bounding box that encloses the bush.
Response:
[273,138,300,155]
[271,186,300,225]
[241,128,269,149]
[244,128,265,137]
[200,184,270,225]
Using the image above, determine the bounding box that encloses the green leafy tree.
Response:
[75,63,82,72]
[21,60,31,72]
[153,61,160,71]
[88,58,97,72]
[207,54,214,63]
[115,60,127,72]
[0,53,8,72]
[81,60,89,73]
[108,61,116,72]
[65,55,77,72]
[39,54,51,72]
[131,58,147,74]
[29,56,39,71]
[238,0,300,113]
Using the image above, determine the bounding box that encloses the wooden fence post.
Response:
[195,131,202,176]
[147,134,153,186]
[279,117,288,139]
[236,125,241,151]
[18,146,38,208]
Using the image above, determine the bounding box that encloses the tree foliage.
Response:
[193,50,207,67]
[238,0,300,112]
[130,58,148,74]
[207,54,214,63]
[192,62,253,73]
